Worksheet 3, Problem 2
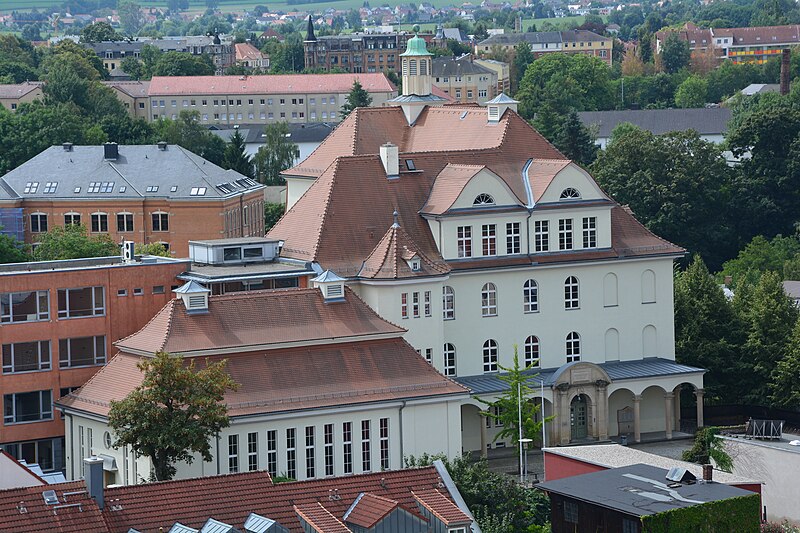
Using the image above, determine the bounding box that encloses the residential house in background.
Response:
[58,282,468,484]
[0,254,189,475]
[0,82,43,111]
[101,80,150,120]
[270,34,705,454]
[474,57,511,95]
[476,30,613,66]
[0,143,265,257]
[235,42,270,70]
[431,55,498,103]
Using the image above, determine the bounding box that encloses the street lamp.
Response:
[520,437,533,484]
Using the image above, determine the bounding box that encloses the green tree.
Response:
[0,61,38,83]
[41,40,107,80]
[264,203,285,232]
[660,32,691,74]
[108,351,238,481]
[675,75,708,108]
[152,52,215,76]
[80,21,122,43]
[253,122,299,185]
[152,111,226,166]
[682,427,734,472]
[340,80,373,118]
[553,110,598,167]
[118,0,145,36]
[120,56,144,79]
[720,235,800,288]
[511,41,533,93]
[0,229,29,264]
[135,242,170,257]
[770,318,800,408]
[21,24,42,42]
[222,130,254,178]
[33,224,119,261]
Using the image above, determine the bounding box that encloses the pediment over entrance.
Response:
[552,361,611,389]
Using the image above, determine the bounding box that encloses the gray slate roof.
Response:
[432,56,494,77]
[455,357,704,394]
[578,107,732,138]
[478,31,562,46]
[0,144,262,201]
[537,464,753,517]
[208,122,335,144]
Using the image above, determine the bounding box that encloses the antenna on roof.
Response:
[392,210,400,228]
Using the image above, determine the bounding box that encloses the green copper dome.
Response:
[400,29,432,57]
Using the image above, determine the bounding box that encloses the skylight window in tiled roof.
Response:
[88,182,101,193]
[74,187,81,193]
[146,185,159,193]
[190,187,207,196]
[43,182,57,194]
[23,182,39,194]
[473,193,494,205]
[171,186,178,192]
[216,183,232,194]
[405,159,416,171]
[100,182,115,193]
[119,186,127,193]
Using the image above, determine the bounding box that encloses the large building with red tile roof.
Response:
[269,33,706,451]
[57,281,468,485]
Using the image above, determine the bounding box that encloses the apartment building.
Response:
[235,42,270,70]
[0,254,189,474]
[146,73,397,126]
[0,143,265,257]
[101,81,150,120]
[0,82,43,112]
[474,58,511,95]
[431,55,498,104]
[476,30,613,66]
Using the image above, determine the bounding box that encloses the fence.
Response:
[680,404,800,430]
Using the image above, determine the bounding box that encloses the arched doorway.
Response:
[570,394,590,440]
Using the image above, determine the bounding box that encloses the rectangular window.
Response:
[3,390,52,424]
[64,213,81,226]
[343,422,353,474]
[457,226,472,258]
[324,423,334,476]
[444,346,456,376]
[116,213,133,232]
[361,420,371,472]
[2,341,51,373]
[1,290,49,323]
[506,222,520,254]
[535,220,549,252]
[91,213,108,233]
[305,426,315,479]
[424,291,431,317]
[559,218,573,250]
[247,432,258,471]
[152,213,169,232]
[57,287,104,319]
[58,336,106,368]
[228,434,239,473]
[266,430,277,477]
[412,292,420,318]
[564,500,579,524]
[3,437,58,472]
[30,213,47,233]
[424,348,432,364]
[286,428,296,479]
[401,293,408,319]
[379,418,389,470]
[582,217,597,248]
[482,224,496,256]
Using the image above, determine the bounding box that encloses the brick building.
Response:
[0,254,190,475]
[0,143,265,257]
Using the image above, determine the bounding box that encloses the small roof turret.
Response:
[485,93,520,105]
[401,26,433,57]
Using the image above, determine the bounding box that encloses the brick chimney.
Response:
[781,49,791,96]
[702,464,713,481]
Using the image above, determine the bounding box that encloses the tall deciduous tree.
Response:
[153,111,226,166]
[223,130,254,178]
[152,52,215,76]
[108,351,238,481]
[33,224,119,261]
[0,229,29,264]
[80,21,122,43]
[770,318,800,408]
[660,32,691,74]
[253,122,298,185]
[511,41,533,93]
[553,110,598,167]
[118,0,145,36]
[674,75,708,108]
[341,80,373,118]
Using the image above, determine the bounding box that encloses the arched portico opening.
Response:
[673,382,703,433]
[460,403,484,456]
[607,388,635,440]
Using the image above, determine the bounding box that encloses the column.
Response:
[674,393,681,433]
[597,384,609,441]
[633,395,642,443]
[664,392,674,440]
[480,415,488,458]
[695,389,705,428]
[559,389,571,445]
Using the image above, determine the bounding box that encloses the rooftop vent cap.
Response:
[157,141,168,151]
[62,142,73,152]
[173,281,211,314]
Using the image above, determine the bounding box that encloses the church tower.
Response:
[303,15,317,70]
[389,26,446,126]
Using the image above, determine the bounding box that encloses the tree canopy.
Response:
[340,79,373,118]
[253,122,299,185]
[0,230,29,264]
[222,130,254,178]
[108,351,238,481]
[32,224,119,261]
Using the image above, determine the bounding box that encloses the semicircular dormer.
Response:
[559,187,582,200]
[473,193,495,206]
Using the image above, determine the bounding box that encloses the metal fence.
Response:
[680,404,800,430]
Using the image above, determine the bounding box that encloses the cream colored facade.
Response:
[474,59,510,95]
[432,68,496,104]
[0,83,43,111]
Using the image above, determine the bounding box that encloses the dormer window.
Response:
[559,188,581,200]
[473,193,495,206]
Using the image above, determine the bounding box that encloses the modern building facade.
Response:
[476,30,613,66]
[271,34,704,453]
[431,55,498,104]
[0,254,189,475]
[0,142,265,257]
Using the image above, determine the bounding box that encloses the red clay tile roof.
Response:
[100,466,458,533]
[422,164,501,215]
[412,488,472,526]
[148,73,396,96]
[115,287,404,355]
[0,481,106,533]
[235,42,265,61]
[528,159,572,203]
[359,222,450,279]
[343,493,400,528]
[295,502,351,533]
[59,336,467,419]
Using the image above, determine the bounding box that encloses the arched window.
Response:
[473,193,495,206]
[442,286,455,320]
[642,269,656,303]
[420,58,428,75]
[605,328,619,361]
[603,272,618,307]
[483,339,498,372]
[559,187,581,200]
[643,325,658,356]
[523,279,539,313]
[524,335,540,367]
[443,343,456,376]
[566,332,581,363]
[481,283,497,317]
[409,59,418,75]
[564,276,579,309]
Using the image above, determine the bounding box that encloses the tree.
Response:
[80,21,122,43]
[222,130,254,178]
[152,52,215,76]
[660,32,691,74]
[0,229,29,264]
[32,224,119,261]
[720,235,800,288]
[674,75,708,108]
[253,122,298,185]
[264,203,285,232]
[21,24,42,42]
[682,427,734,472]
[553,110,598,167]
[118,0,145,36]
[120,56,144,79]
[511,41,533,93]
[41,40,107,80]
[152,111,225,166]
[108,351,238,481]
[135,242,170,256]
[770,318,800,408]
[340,80,373,118]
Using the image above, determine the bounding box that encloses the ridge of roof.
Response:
[113,298,175,354]
[294,502,351,533]
[311,158,341,260]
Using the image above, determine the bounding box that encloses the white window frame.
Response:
[535,220,549,252]
[443,343,456,376]
[482,224,497,256]
[524,335,540,367]
[559,218,573,250]
[564,276,579,310]
[523,279,539,313]
[566,332,581,362]
[506,222,520,254]
[481,282,497,317]
[228,434,239,473]
[483,339,498,372]
[442,286,455,320]
[582,216,597,249]
[457,226,472,258]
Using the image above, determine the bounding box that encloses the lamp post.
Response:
[520,437,533,485]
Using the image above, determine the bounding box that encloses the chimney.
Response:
[157,141,167,151]
[702,464,713,481]
[62,142,73,152]
[379,142,399,179]
[103,142,119,161]
[781,49,791,96]
[84,456,105,510]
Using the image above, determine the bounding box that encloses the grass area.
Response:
[396,15,602,33]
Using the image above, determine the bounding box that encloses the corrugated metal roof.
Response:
[455,357,704,394]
